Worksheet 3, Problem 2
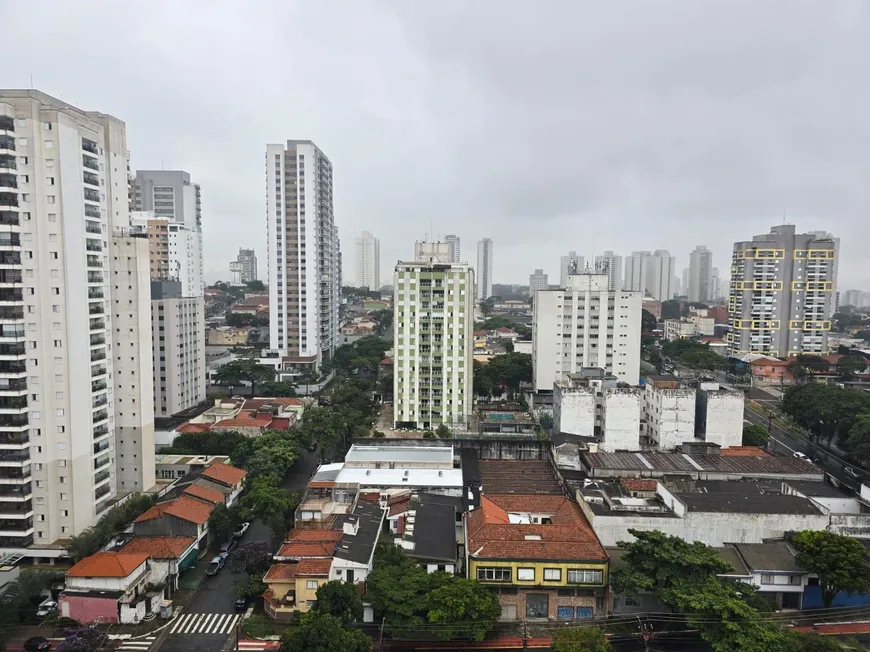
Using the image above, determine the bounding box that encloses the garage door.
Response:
[500,605,517,621]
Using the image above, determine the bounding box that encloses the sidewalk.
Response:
[795,622,870,636]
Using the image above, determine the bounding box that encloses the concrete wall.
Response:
[60,593,118,624]
[602,389,641,451]
[644,388,696,450]
[553,386,595,436]
[699,389,744,449]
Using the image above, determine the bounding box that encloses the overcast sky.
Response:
[8,0,870,290]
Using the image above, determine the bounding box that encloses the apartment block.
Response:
[727,225,837,356]
[445,234,460,264]
[529,268,548,294]
[687,246,713,303]
[695,382,743,449]
[266,141,340,370]
[593,251,622,291]
[354,231,380,290]
[394,243,474,429]
[533,273,642,390]
[232,248,257,284]
[641,377,696,450]
[560,251,584,288]
[476,238,493,301]
[0,90,155,554]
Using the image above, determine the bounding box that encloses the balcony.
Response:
[91,366,107,379]
[90,349,106,362]
[93,424,109,439]
[0,396,27,411]
[0,378,26,394]
[0,176,16,190]
[93,440,110,455]
[0,271,21,285]
[87,272,103,284]
[90,333,105,346]
[0,499,32,517]
[88,304,105,316]
[86,222,101,234]
[94,454,110,470]
[0,431,28,446]
[83,172,100,188]
[0,137,14,153]
[88,288,104,301]
[81,138,98,155]
[0,289,23,303]
[0,450,30,463]
[0,156,14,172]
[0,193,18,209]
[82,154,99,171]
[91,380,107,393]
[86,255,102,269]
[89,317,104,331]
[0,307,24,321]
[92,395,107,409]
[0,117,13,132]
[92,409,109,423]
[0,360,26,375]
[0,534,33,548]
[84,189,100,203]
[0,212,18,227]
[85,205,101,218]
[0,466,31,482]
[95,483,112,500]
[94,469,111,486]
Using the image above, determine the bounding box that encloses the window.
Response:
[517,568,535,581]
[760,574,775,585]
[544,568,562,581]
[567,569,603,584]
[306,580,318,590]
[477,567,511,582]
[60,492,68,500]
[787,575,801,585]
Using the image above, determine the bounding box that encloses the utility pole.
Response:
[637,615,651,652]
[521,619,528,650]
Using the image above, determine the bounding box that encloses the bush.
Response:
[66,494,156,561]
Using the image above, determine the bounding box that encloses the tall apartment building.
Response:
[624,251,650,293]
[687,246,713,303]
[559,251,584,288]
[532,272,642,390]
[710,268,721,301]
[476,238,493,301]
[727,225,838,356]
[130,212,201,297]
[231,248,257,284]
[393,243,474,429]
[266,141,340,369]
[808,231,840,317]
[645,250,675,301]
[133,170,203,297]
[445,234,460,263]
[354,231,380,290]
[529,269,549,294]
[0,90,155,554]
[594,251,622,291]
[843,290,870,309]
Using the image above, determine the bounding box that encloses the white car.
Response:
[792,451,811,462]
[36,599,57,618]
[233,522,250,538]
[845,467,861,480]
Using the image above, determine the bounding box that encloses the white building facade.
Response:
[445,235,460,263]
[266,140,340,369]
[645,250,675,301]
[529,269,549,294]
[0,90,155,554]
[354,231,380,290]
[641,379,696,450]
[476,238,493,301]
[533,273,642,390]
[560,251,584,288]
[594,251,623,291]
[394,244,474,429]
[687,245,713,303]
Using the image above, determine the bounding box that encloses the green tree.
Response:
[365,551,432,635]
[245,280,267,292]
[552,627,612,652]
[228,540,272,575]
[484,352,532,397]
[856,329,870,341]
[163,430,248,457]
[539,413,554,431]
[426,577,501,641]
[837,355,867,379]
[239,430,302,480]
[792,530,870,608]
[208,503,241,543]
[214,359,275,394]
[233,574,267,599]
[782,384,870,445]
[502,339,515,353]
[435,424,451,439]
[742,424,770,447]
[641,309,658,332]
[846,414,870,461]
[241,476,299,545]
[661,299,681,320]
[279,611,371,652]
[479,298,495,319]
[256,381,297,397]
[315,580,364,624]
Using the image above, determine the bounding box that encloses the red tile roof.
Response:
[620,479,658,492]
[277,542,336,558]
[67,552,150,578]
[177,423,211,433]
[202,461,247,487]
[286,530,343,543]
[120,537,196,559]
[264,564,298,582]
[184,484,226,504]
[388,499,410,517]
[467,494,606,562]
[135,496,214,525]
[296,558,332,576]
[210,418,267,429]
[721,446,772,457]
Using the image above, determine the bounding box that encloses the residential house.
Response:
[176,398,302,436]
[389,493,464,573]
[119,537,198,592]
[716,541,807,610]
[465,494,609,621]
[207,327,251,346]
[200,461,247,505]
[330,500,384,585]
[155,455,230,482]
[60,552,160,624]
[263,558,333,619]
[133,496,214,549]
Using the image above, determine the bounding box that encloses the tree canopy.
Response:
[661,339,722,370]
[742,424,770,447]
[315,580,364,624]
[781,383,870,452]
[791,530,870,608]
[279,611,371,652]
[225,312,269,328]
[552,627,611,652]
[641,309,658,332]
[473,353,532,399]
[214,358,275,393]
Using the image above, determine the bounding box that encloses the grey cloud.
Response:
[7,0,870,287]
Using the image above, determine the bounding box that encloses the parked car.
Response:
[36,598,57,618]
[220,540,238,557]
[845,466,861,480]
[206,556,225,576]
[234,596,249,611]
[24,637,51,652]
[793,451,811,462]
[233,522,250,539]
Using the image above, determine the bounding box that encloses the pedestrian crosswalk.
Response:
[114,635,157,651]
[237,641,280,651]
[168,612,242,635]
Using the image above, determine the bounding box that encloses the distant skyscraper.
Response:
[808,231,840,317]
[710,267,721,301]
[594,251,623,291]
[681,268,689,298]
[645,250,675,301]
[266,140,340,369]
[560,251,585,287]
[624,251,651,293]
[476,238,493,300]
[231,248,258,284]
[354,231,380,290]
[529,269,549,293]
[445,234,460,263]
[727,225,837,356]
[687,246,713,303]
[843,290,870,308]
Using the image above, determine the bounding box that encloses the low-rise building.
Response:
[207,327,251,346]
[155,455,230,482]
[466,494,609,621]
[641,377,696,450]
[133,496,214,547]
[60,552,160,625]
[716,542,807,610]
[176,397,302,435]
[263,558,332,618]
[695,382,744,449]
[389,493,464,573]
[119,536,198,592]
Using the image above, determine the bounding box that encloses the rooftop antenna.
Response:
[30,74,33,90]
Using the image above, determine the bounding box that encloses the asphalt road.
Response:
[156,450,322,652]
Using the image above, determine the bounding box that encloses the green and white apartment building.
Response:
[393,242,475,430]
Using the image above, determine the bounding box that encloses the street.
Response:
[155,450,322,652]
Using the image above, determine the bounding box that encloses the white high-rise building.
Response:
[644,250,675,301]
[560,251,585,288]
[445,234,460,263]
[394,243,474,429]
[476,238,493,301]
[808,231,840,317]
[529,269,549,294]
[624,251,651,293]
[843,290,870,309]
[266,141,340,370]
[532,272,642,389]
[0,90,155,554]
[681,268,689,298]
[710,267,721,301]
[231,248,257,284]
[687,246,713,303]
[354,231,380,290]
[594,251,623,291]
